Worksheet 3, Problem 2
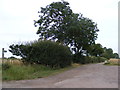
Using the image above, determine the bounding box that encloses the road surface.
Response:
[2,63,118,88]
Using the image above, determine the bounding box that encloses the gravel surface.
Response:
[2,63,118,88]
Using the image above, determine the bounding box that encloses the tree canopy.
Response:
[88,43,104,57]
[101,47,119,59]
[34,0,99,57]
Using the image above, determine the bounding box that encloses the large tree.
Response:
[67,14,99,55]
[34,0,73,42]
[34,0,99,57]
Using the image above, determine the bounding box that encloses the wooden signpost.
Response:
[2,48,7,63]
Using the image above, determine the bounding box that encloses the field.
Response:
[104,58,120,66]
[1,58,23,65]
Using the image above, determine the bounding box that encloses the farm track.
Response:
[2,63,118,88]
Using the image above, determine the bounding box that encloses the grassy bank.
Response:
[2,63,80,81]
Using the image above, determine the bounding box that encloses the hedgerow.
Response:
[9,40,72,68]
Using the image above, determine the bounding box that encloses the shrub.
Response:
[73,55,107,64]
[90,56,98,63]
[72,54,85,64]
[2,63,11,70]
[9,40,72,68]
[98,57,107,62]
[89,56,107,63]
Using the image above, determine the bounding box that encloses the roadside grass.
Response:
[104,62,120,66]
[104,58,120,66]
[2,63,81,81]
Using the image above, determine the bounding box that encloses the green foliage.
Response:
[69,15,99,55]
[72,53,84,63]
[2,64,50,81]
[98,57,107,62]
[88,43,104,57]
[34,0,73,41]
[9,40,72,68]
[34,1,99,57]
[89,56,107,63]
[101,47,119,59]
[2,63,11,70]
[9,1,118,66]
[2,64,77,81]
[113,53,119,59]
[72,55,107,64]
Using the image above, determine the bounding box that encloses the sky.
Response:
[0,0,119,58]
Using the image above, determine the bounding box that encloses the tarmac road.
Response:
[2,63,118,88]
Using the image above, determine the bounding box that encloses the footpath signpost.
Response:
[2,48,7,63]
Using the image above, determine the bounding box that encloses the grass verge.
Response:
[104,59,120,66]
[2,63,81,81]
[104,62,120,66]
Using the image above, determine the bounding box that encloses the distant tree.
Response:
[106,48,114,58]
[88,43,104,57]
[113,53,119,59]
[34,0,99,58]
[101,47,116,59]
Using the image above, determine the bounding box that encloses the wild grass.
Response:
[2,59,23,65]
[104,58,120,66]
[2,63,81,81]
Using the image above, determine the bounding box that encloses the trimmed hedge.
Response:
[9,40,72,68]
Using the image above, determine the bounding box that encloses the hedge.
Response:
[9,40,72,68]
[72,54,107,64]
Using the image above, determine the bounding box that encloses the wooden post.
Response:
[2,48,4,60]
[2,48,7,63]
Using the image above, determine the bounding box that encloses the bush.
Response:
[72,53,85,63]
[9,40,72,68]
[88,56,107,64]
[89,56,98,63]
[73,55,107,64]
[2,63,11,70]
[97,57,107,62]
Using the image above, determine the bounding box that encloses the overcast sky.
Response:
[0,0,119,58]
